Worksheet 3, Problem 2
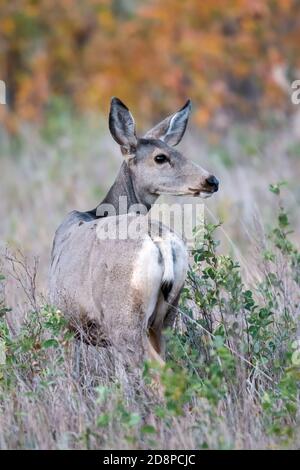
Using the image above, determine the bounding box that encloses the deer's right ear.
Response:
[109,97,137,152]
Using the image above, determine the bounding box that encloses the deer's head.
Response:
[109,97,219,208]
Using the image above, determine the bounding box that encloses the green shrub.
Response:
[162,182,300,446]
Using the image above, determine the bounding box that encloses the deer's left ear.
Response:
[144,100,191,146]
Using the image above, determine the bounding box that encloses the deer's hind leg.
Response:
[129,236,170,366]
[147,291,181,364]
[102,236,165,368]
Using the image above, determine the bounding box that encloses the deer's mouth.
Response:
[153,187,217,198]
[188,188,214,198]
[153,190,191,196]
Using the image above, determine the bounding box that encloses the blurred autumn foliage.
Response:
[0,0,299,130]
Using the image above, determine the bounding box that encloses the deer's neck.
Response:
[91,162,151,217]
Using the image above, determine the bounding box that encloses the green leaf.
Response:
[141,425,156,435]
[269,184,280,195]
[42,339,59,349]
[96,413,110,427]
[269,181,287,195]
[127,413,140,427]
[278,212,289,228]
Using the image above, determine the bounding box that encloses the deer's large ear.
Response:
[109,97,137,151]
[144,100,191,146]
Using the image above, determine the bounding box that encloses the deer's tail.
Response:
[155,238,174,301]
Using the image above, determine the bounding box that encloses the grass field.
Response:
[0,109,299,449]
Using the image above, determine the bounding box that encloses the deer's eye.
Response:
[154,154,168,164]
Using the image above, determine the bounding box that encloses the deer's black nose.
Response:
[205,175,219,192]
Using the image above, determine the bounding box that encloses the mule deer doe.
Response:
[49,98,219,368]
